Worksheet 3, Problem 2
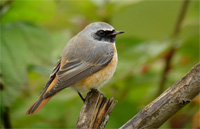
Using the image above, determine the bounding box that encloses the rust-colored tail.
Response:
[26,77,58,115]
[26,95,54,115]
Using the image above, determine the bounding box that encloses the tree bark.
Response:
[120,62,200,129]
[75,89,118,129]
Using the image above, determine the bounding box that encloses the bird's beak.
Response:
[110,30,125,36]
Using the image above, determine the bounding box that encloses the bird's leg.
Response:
[77,92,85,102]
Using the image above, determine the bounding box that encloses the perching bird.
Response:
[26,22,124,115]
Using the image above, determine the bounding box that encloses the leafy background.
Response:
[0,0,199,128]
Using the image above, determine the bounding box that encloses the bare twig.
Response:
[157,0,190,96]
[2,107,12,129]
[172,0,190,38]
[120,62,200,129]
[75,89,117,129]
[158,47,176,96]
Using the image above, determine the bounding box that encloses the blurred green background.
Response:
[0,0,199,128]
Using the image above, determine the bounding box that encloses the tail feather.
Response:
[26,95,54,115]
[26,77,58,115]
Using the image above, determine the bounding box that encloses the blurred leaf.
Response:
[112,1,182,40]
[1,0,56,25]
[115,38,170,79]
[0,22,53,107]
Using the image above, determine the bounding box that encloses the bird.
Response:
[26,22,124,115]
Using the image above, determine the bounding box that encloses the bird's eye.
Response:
[96,30,106,36]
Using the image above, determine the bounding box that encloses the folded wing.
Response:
[43,44,114,98]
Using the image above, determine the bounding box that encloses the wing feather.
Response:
[39,59,61,95]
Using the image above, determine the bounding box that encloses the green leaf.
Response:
[0,22,53,107]
[1,0,56,25]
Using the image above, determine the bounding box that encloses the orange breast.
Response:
[73,45,118,92]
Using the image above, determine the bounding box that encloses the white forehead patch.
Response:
[84,22,114,32]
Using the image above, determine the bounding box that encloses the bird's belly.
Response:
[73,52,118,92]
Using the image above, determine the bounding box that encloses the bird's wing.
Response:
[43,43,114,98]
[39,58,61,95]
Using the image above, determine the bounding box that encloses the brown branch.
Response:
[157,0,190,96]
[172,0,190,38]
[75,89,118,129]
[2,107,12,129]
[120,62,200,129]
